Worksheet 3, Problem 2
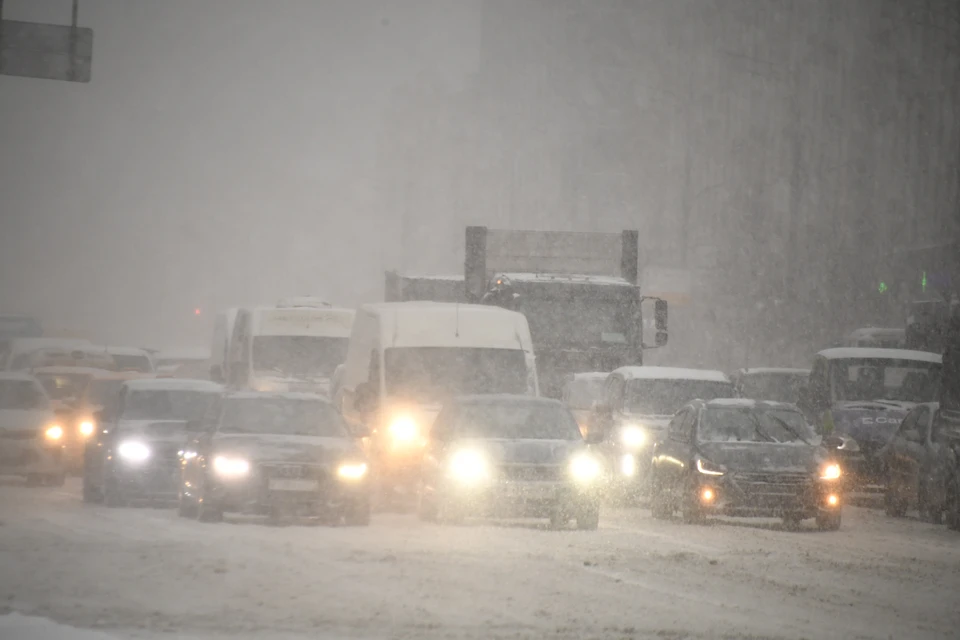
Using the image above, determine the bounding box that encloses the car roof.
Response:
[452,394,565,408]
[224,391,329,402]
[736,368,810,376]
[569,372,609,383]
[122,378,222,392]
[816,347,942,363]
[613,366,730,383]
[701,398,801,411]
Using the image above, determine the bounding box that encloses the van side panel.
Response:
[339,309,379,424]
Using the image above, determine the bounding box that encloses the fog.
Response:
[2,0,958,367]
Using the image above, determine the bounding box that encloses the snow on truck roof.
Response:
[361,302,532,350]
[103,346,152,357]
[613,366,730,383]
[817,347,942,363]
[122,378,222,392]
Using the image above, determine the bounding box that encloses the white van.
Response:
[209,308,239,383]
[226,305,355,396]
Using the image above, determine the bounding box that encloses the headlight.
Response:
[620,425,646,449]
[387,415,419,444]
[44,425,64,441]
[179,450,197,461]
[569,452,603,483]
[448,449,490,484]
[337,462,368,481]
[820,463,842,481]
[78,420,95,437]
[117,440,151,463]
[696,458,725,476]
[212,455,250,477]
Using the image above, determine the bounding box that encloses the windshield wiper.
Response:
[745,412,778,443]
[764,413,811,445]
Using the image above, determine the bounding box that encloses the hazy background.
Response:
[2,0,958,369]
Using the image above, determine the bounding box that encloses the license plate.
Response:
[268,478,319,492]
[504,483,555,499]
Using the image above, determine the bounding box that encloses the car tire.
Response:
[575,503,600,531]
[884,484,908,518]
[816,510,842,531]
[649,472,673,520]
[549,509,569,530]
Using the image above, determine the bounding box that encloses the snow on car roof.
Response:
[225,391,329,402]
[614,366,730,383]
[497,272,633,287]
[817,347,942,363]
[122,378,222,392]
[705,398,800,410]
[738,368,810,376]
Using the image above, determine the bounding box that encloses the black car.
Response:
[417,395,605,530]
[650,399,843,530]
[179,392,371,525]
[82,379,223,506]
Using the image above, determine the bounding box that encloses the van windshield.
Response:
[828,358,941,404]
[252,336,348,379]
[384,347,528,403]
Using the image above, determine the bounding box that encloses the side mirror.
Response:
[654,299,668,332]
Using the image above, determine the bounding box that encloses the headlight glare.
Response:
[696,458,725,476]
[337,462,368,480]
[820,463,842,480]
[620,425,646,449]
[117,440,151,462]
[570,452,603,483]
[388,415,419,444]
[212,455,250,476]
[448,449,489,484]
[78,420,95,437]
[45,425,64,441]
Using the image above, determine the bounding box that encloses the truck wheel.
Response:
[549,509,569,530]
[918,482,943,525]
[575,503,600,531]
[816,510,842,531]
[781,514,803,531]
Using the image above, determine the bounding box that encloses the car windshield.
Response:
[252,336,348,379]
[700,407,816,444]
[829,358,941,403]
[35,372,93,401]
[111,354,152,372]
[738,373,808,404]
[219,398,348,437]
[625,379,735,414]
[453,402,582,440]
[121,389,217,421]
[0,380,49,410]
[518,295,634,347]
[384,347,528,403]
[563,378,606,409]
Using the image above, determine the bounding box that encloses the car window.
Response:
[668,409,689,442]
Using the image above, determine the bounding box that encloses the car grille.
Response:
[260,463,328,482]
[499,464,565,483]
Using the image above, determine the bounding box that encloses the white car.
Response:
[0,373,67,485]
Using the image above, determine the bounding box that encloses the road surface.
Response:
[0,479,958,639]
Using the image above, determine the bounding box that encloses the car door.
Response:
[655,407,694,498]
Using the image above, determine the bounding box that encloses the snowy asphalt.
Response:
[1,479,958,640]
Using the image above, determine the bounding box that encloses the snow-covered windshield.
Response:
[563,378,606,409]
[518,296,632,347]
[120,390,217,422]
[252,336,348,379]
[739,373,808,404]
[35,372,93,401]
[453,402,582,440]
[626,379,735,414]
[829,358,940,404]
[384,347,527,403]
[0,380,49,411]
[700,407,814,444]
[219,398,347,437]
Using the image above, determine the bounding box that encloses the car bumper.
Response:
[112,462,181,501]
[0,438,65,476]
[695,476,843,519]
[439,480,600,518]
[209,474,370,516]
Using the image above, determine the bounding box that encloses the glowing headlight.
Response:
[78,420,95,437]
[696,458,725,476]
[820,463,842,481]
[117,440,151,462]
[448,449,490,484]
[388,415,419,444]
[620,425,646,449]
[179,450,197,461]
[337,462,368,480]
[620,454,637,477]
[569,452,603,483]
[212,455,250,476]
[45,425,64,441]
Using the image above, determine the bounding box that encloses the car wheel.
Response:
[649,472,673,520]
[104,479,126,508]
[816,510,842,531]
[82,473,102,504]
[884,483,908,517]
[344,499,372,527]
[575,503,600,531]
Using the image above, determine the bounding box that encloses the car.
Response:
[178,391,371,525]
[0,373,67,486]
[103,346,155,373]
[650,399,843,530]
[882,402,960,523]
[590,366,736,497]
[417,395,605,529]
[82,378,223,505]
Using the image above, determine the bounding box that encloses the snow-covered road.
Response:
[1,479,958,640]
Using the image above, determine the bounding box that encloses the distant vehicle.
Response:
[650,399,843,530]
[103,346,155,373]
[729,368,811,404]
[209,308,239,384]
[880,402,960,523]
[2,337,91,370]
[418,395,604,529]
[0,315,42,360]
[31,366,103,409]
[179,391,370,525]
[338,301,539,508]
[560,372,608,438]
[0,372,66,486]
[798,347,942,491]
[82,378,223,505]
[23,346,116,372]
[590,366,736,496]
[844,327,906,350]
[226,305,355,397]
[154,347,211,376]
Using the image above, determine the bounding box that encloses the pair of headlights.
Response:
[694,457,842,481]
[209,454,368,482]
[44,421,96,442]
[447,449,603,485]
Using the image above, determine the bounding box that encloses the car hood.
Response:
[210,433,361,464]
[456,438,585,465]
[0,409,55,433]
[829,402,910,448]
[698,442,823,474]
